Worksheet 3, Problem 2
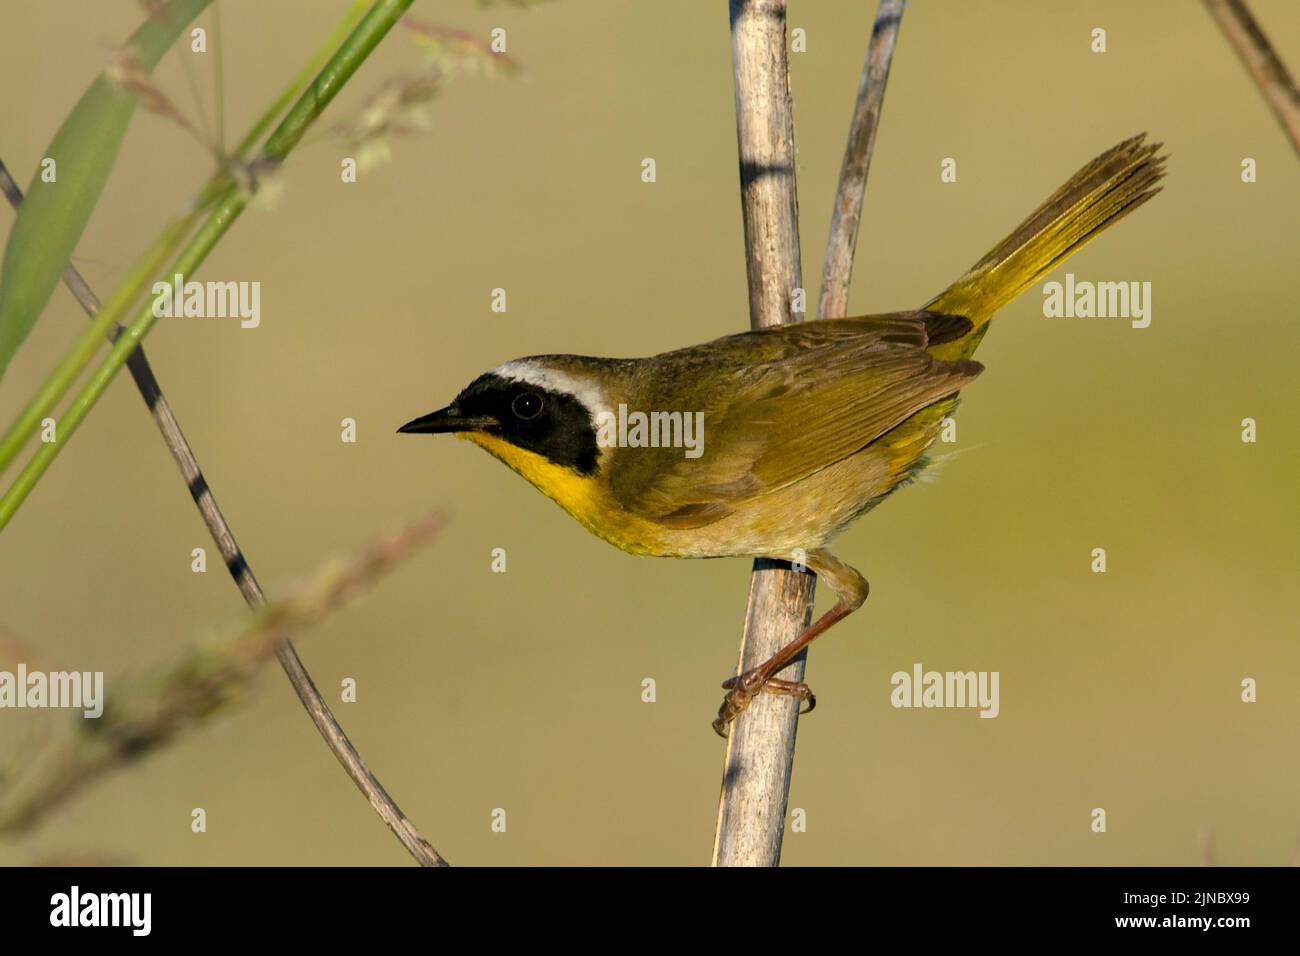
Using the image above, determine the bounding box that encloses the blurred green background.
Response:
[1,0,1297,866]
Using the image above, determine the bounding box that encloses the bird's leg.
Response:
[713,549,869,737]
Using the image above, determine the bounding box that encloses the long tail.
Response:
[926,134,1166,362]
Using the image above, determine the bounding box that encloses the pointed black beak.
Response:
[397,405,497,435]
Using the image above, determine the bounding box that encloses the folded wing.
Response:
[607,311,982,526]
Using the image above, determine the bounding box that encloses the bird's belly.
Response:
[641,404,948,558]
[466,422,937,561]
[645,447,899,558]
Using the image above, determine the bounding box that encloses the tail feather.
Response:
[926,134,1166,362]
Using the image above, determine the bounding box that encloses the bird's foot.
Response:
[712,670,816,738]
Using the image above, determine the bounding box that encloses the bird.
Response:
[399,135,1166,737]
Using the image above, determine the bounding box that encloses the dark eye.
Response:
[511,392,543,420]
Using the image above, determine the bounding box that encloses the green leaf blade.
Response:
[0,0,212,380]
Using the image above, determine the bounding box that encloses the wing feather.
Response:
[607,311,982,524]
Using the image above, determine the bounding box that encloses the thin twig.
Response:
[0,512,446,835]
[212,1,225,155]
[1203,0,1300,157]
[712,0,905,867]
[818,0,904,319]
[712,0,813,868]
[0,158,448,867]
[174,22,217,150]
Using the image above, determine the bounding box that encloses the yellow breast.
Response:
[462,432,667,555]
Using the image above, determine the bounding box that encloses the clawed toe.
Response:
[712,671,817,737]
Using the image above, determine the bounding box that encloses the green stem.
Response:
[0,0,414,531]
[0,0,378,482]
[0,198,212,474]
[232,0,369,157]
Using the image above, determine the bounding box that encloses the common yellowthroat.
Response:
[400,135,1165,736]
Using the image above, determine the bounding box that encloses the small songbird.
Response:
[400,135,1165,736]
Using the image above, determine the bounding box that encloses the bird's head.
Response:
[398,356,624,476]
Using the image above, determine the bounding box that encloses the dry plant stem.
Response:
[817,0,904,319]
[0,513,446,835]
[1203,0,1300,157]
[0,166,446,864]
[712,0,814,869]
[713,0,906,867]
